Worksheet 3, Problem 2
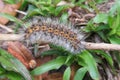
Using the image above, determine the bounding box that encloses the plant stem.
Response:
[81,42,120,51]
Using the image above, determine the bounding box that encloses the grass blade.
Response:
[31,56,67,75]
[74,67,87,80]
[63,67,71,80]
[0,48,32,80]
[79,50,100,80]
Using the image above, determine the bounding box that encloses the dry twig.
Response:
[0,24,14,32]
[0,34,25,40]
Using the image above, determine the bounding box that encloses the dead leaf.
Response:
[7,41,36,69]
[8,46,29,69]
[0,0,22,24]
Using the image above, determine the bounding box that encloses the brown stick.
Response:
[81,42,120,51]
[0,34,25,40]
[0,24,14,32]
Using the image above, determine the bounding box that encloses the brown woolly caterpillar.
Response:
[25,16,86,53]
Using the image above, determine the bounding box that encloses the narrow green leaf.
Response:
[65,55,73,64]
[63,67,71,80]
[109,13,120,36]
[6,72,23,80]
[55,5,68,16]
[0,48,32,80]
[93,50,113,67]
[95,25,109,31]
[100,52,113,67]
[31,56,67,75]
[0,57,17,71]
[74,67,87,80]
[97,31,108,42]
[79,50,100,80]
[0,13,24,26]
[26,8,44,17]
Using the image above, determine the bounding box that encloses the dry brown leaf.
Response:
[0,0,22,24]
[7,41,36,69]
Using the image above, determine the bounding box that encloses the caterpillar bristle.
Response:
[25,16,86,54]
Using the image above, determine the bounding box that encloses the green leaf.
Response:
[93,50,113,67]
[97,31,108,42]
[46,6,55,15]
[31,56,67,75]
[95,25,109,31]
[99,52,113,67]
[0,66,5,74]
[109,0,120,15]
[109,16,120,36]
[0,57,17,71]
[20,0,28,10]
[60,12,69,23]
[65,55,73,64]
[79,50,100,80]
[77,54,87,67]
[108,36,120,44]
[6,72,23,80]
[41,49,64,56]
[4,0,20,4]
[95,0,108,3]
[74,67,87,80]
[55,5,68,16]
[46,0,52,4]
[26,8,44,17]
[63,67,71,80]
[93,13,108,24]
[0,13,24,26]
[0,48,32,80]
[52,0,61,5]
